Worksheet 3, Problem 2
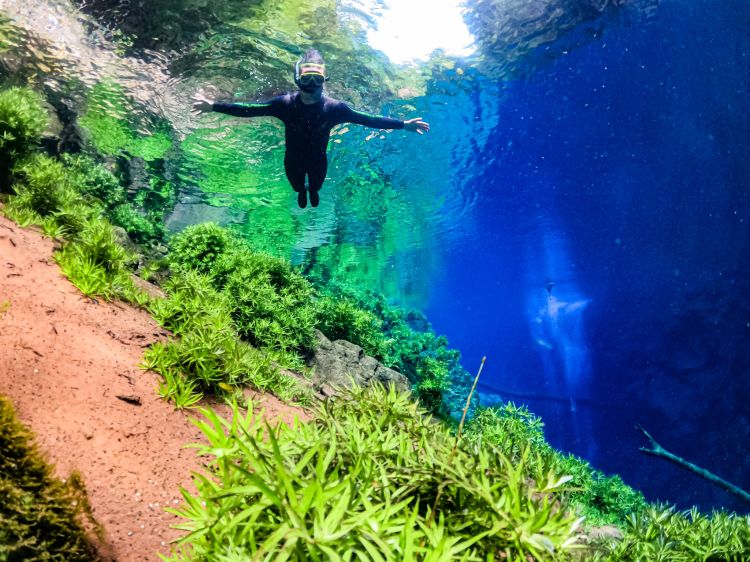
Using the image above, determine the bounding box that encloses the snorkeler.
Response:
[191,49,430,208]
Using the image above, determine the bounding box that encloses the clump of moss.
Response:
[0,397,100,561]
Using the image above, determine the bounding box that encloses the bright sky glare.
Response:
[365,0,475,64]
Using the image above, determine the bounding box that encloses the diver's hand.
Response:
[191,91,215,116]
[404,117,429,135]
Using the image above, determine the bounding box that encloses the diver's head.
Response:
[295,48,328,94]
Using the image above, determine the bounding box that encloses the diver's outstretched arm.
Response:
[191,90,284,119]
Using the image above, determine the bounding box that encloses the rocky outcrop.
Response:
[305,330,409,397]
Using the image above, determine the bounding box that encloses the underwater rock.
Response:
[39,98,85,156]
[306,330,409,394]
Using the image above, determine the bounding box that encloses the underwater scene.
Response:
[1,0,749,559]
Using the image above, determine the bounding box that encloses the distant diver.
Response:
[545,279,556,298]
[191,48,430,209]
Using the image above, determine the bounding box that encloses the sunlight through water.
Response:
[361,0,475,63]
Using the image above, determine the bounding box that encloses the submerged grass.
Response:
[164,384,583,562]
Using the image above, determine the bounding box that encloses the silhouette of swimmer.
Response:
[191,48,429,209]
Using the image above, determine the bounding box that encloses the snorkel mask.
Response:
[295,60,327,93]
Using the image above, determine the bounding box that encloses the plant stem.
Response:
[453,356,486,454]
[637,425,750,505]
[428,356,487,527]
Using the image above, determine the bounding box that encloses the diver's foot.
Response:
[297,187,308,208]
[309,188,320,207]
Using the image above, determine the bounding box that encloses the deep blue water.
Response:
[426,0,750,512]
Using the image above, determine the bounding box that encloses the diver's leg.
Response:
[284,153,307,208]
[307,153,328,208]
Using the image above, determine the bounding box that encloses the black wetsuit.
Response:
[213,92,404,193]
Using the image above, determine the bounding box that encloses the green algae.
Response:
[0,397,100,562]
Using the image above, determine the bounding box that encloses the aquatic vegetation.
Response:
[217,248,317,354]
[164,384,582,561]
[110,203,163,243]
[2,151,148,305]
[145,270,308,406]
[464,403,647,528]
[0,86,47,186]
[55,217,145,303]
[168,222,233,276]
[61,154,125,208]
[78,80,172,161]
[0,396,100,561]
[312,286,471,418]
[591,504,750,561]
[414,355,452,418]
[6,154,78,218]
[169,225,318,355]
[60,153,166,244]
[465,402,548,463]
[314,294,389,359]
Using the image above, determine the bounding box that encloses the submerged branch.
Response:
[636,425,750,505]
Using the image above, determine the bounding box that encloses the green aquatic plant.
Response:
[170,223,317,357]
[557,456,648,527]
[464,402,548,464]
[54,215,148,303]
[0,86,47,186]
[313,295,388,359]
[414,355,451,417]
[591,504,750,561]
[110,203,163,243]
[0,396,99,561]
[2,151,148,305]
[62,153,166,244]
[311,286,469,418]
[61,153,125,209]
[7,154,77,218]
[164,384,582,561]
[168,222,233,276]
[217,248,317,354]
[464,402,647,528]
[145,271,308,405]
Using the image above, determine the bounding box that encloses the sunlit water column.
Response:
[525,220,595,458]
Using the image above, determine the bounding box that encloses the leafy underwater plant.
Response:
[144,270,308,407]
[311,286,469,418]
[2,150,149,305]
[464,402,647,528]
[217,248,317,354]
[168,222,233,276]
[590,504,750,561]
[0,86,47,185]
[7,154,77,219]
[314,294,388,359]
[163,384,583,561]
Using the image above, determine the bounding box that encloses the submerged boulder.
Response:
[306,330,409,395]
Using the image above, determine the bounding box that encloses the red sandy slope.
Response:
[0,215,308,561]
